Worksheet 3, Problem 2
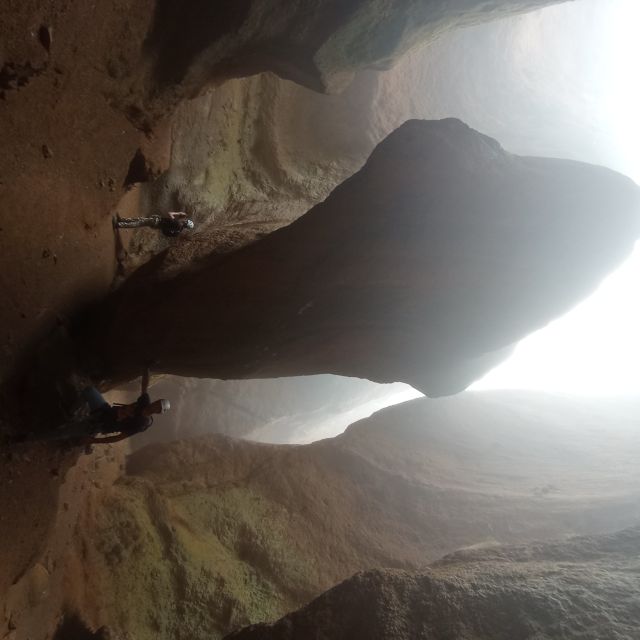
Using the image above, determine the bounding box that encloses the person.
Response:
[3,370,170,447]
[81,368,170,444]
[114,211,195,237]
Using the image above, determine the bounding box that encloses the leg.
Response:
[115,216,159,229]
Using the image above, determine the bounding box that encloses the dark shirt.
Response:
[98,393,153,436]
[159,218,186,237]
[117,413,153,436]
[135,392,151,411]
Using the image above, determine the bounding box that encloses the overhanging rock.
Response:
[123,0,568,122]
[89,119,640,395]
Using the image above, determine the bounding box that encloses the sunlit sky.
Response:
[473,242,640,395]
[472,0,640,395]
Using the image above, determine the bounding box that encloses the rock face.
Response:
[136,3,620,276]
[132,1,632,280]
[73,392,640,639]
[123,0,567,122]
[227,526,640,640]
[88,119,640,395]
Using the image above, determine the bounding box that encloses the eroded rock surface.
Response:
[227,527,640,640]
[122,0,567,122]
[73,393,640,639]
[89,119,640,395]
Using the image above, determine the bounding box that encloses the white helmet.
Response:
[160,399,171,413]
[185,219,195,230]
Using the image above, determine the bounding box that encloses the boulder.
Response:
[226,527,640,640]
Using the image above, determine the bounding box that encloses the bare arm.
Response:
[89,432,130,444]
[88,433,129,444]
[141,367,150,395]
[168,211,187,220]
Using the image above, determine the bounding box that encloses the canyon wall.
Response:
[90,119,640,396]
[228,527,640,640]
[72,392,640,639]
[133,1,627,284]
[118,0,567,124]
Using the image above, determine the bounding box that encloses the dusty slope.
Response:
[228,526,640,640]
[72,392,640,639]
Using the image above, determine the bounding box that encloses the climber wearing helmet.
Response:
[114,211,195,238]
[81,368,170,444]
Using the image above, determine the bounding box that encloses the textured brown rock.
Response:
[71,392,640,639]
[122,0,567,122]
[227,526,640,640]
[87,119,640,395]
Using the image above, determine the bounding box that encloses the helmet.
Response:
[160,399,171,413]
[185,219,195,230]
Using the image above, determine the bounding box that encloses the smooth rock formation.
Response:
[71,393,640,639]
[122,0,567,122]
[87,119,640,395]
[227,527,640,640]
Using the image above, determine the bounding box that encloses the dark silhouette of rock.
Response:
[85,119,640,395]
[122,0,567,122]
[226,527,640,640]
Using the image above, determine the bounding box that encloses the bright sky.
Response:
[473,0,640,396]
[473,241,640,395]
